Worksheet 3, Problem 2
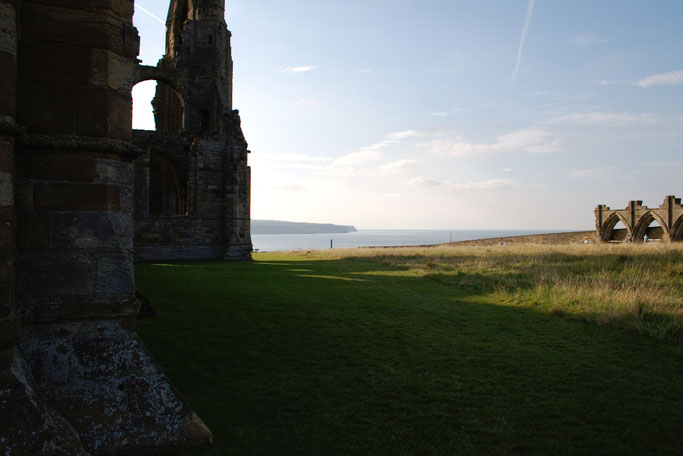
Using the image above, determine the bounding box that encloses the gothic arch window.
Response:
[149,150,188,216]
[132,79,185,132]
[600,213,630,242]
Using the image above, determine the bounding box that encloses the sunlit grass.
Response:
[135,243,683,455]
[287,243,683,341]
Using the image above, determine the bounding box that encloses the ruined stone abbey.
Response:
[1,0,250,452]
[595,195,683,243]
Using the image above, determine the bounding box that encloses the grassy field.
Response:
[135,243,683,455]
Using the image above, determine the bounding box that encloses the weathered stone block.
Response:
[74,87,108,137]
[0,172,12,207]
[17,155,96,182]
[17,212,48,253]
[19,40,90,85]
[48,211,133,252]
[0,350,89,455]
[17,82,75,133]
[18,320,212,454]
[28,295,138,323]
[0,51,16,117]
[0,140,12,173]
[96,254,135,295]
[33,182,121,211]
[16,253,94,299]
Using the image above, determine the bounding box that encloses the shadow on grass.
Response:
[135,256,683,456]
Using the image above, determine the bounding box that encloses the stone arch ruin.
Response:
[595,195,683,242]
[1,0,251,453]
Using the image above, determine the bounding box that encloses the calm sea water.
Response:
[252,229,563,252]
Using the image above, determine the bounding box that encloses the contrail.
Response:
[135,3,165,24]
[513,0,535,83]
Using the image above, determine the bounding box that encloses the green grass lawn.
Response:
[135,246,683,456]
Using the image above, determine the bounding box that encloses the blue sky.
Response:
[133,0,683,230]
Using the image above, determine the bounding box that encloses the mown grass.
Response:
[135,243,683,455]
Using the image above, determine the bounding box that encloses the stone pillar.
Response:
[3,1,212,453]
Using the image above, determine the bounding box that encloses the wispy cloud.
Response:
[358,68,374,74]
[635,70,683,88]
[257,153,332,163]
[596,79,633,85]
[570,33,607,46]
[422,128,561,156]
[431,108,462,117]
[282,66,316,74]
[335,130,421,166]
[371,159,419,176]
[513,0,535,83]
[547,111,665,126]
[135,3,165,24]
[569,167,614,178]
[409,177,521,191]
[292,98,317,109]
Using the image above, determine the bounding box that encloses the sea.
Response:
[252,229,566,252]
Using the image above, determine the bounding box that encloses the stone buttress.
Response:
[0,0,212,453]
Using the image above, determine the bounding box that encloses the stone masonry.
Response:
[132,0,252,261]
[595,195,683,242]
[0,0,252,453]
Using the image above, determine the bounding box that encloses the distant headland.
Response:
[251,220,358,235]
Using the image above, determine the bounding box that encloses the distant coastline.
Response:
[251,220,358,235]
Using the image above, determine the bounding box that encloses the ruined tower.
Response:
[132,0,252,260]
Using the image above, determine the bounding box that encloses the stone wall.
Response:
[595,195,683,242]
[131,0,252,261]
[1,0,214,453]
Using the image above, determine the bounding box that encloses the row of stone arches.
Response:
[595,196,683,242]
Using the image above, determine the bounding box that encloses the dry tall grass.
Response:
[290,243,683,341]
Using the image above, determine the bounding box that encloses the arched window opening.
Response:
[636,215,664,242]
[132,80,184,132]
[149,150,188,216]
[610,220,628,242]
[671,216,683,242]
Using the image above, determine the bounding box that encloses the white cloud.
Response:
[525,90,549,96]
[635,70,683,88]
[282,66,316,74]
[335,130,422,166]
[502,168,513,173]
[570,33,607,46]
[431,108,462,117]
[569,167,614,178]
[257,153,332,163]
[452,179,520,190]
[334,149,383,166]
[409,177,447,187]
[409,177,520,191]
[548,111,664,126]
[372,159,419,176]
[596,79,633,85]
[358,68,374,74]
[421,128,561,156]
